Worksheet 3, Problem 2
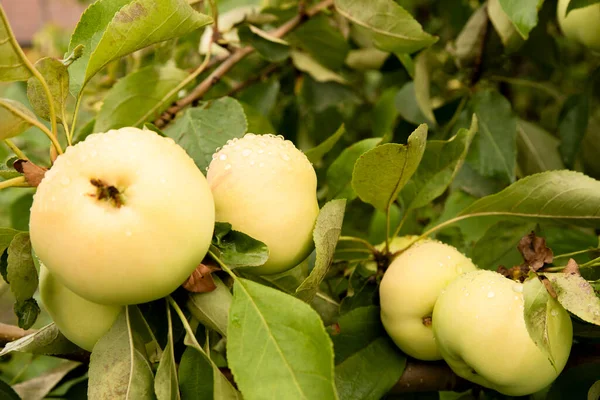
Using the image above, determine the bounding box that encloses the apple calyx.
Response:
[89,178,125,208]
[422,316,432,327]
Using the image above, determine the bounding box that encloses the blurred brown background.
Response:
[2,0,86,45]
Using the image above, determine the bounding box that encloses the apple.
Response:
[39,264,121,352]
[206,134,319,275]
[432,270,573,396]
[379,239,477,360]
[557,0,600,52]
[30,127,215,305]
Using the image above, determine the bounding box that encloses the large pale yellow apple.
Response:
[557,0,600,52]
[206,134,319,275]
[433,270,573,396]
[39,264,121,352]
[379,239,477,360]
[30,127,215,305]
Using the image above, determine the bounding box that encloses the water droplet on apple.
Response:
[219,154,227,161]
[61,177,70,186]
[258,149,264,154]
[512,284,523,293]
[242,149,252,157]
[160,178,166,184]
[246,133,256,138]
[224,164,231,170]
[281,153,290,161]
[91,150,97,157]
[259,162,265,167]
[487,291,495,298]
[249,160,255,165]
[551,309,558,317]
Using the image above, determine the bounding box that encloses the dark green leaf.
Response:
[352,124,427,211]
[7,232,37,302]
[211,222,269,269]
[0,249,8,284]
[164,97,247,171]
[178,346,214,400]
[517,120,564,176]
[372,88,399,138]
[0,379,20,400]
[14,299,40,330]
[471,221,536,270]
[10,193,33,232]
[228,279,338,399]
[558,93,589,168]
[331,306,386,364]
[395,82,430,125]
[95,64,188,132]
[291,15,349,70]
[305,125,345,164]
[238,25,290,62]
[238,80,280,116]
[26,58,69,122]
[296,199,346,302]
[334,0,437,54]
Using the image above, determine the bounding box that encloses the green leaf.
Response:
[0,323,80,357]
[372,88,399,138]
[334,0,437,54]
[238,25,290,62]
[558,93,590,169]
[291,51,347,84]
[471,89,517,182]
[26,58,69,122]
[517,120,564,176]
[0,7,31,82]
[0,379,20,400]
[305,124,345,164]
[566,0,600,14]
[459,170,600,227]
[0,164,21,180]
[95,64,188,132]
[238,80,280,116]
[545,272,600,325]
[345,48,389,70]
[7,232,37,302]
[489,0,525,51]
[589,380,600,400]
[164,97,247,171]
[449,5,488,68]
[395,82,430,125]
[88,307,156,400]
[177,346,215,400]
[0,227,19,256]
[211,222,269,269]
[240,102,276,135]
[414,52,436,125]
[400,116,477,211]
[335,337,406,400]
[471,221,536,270]
[296,199,346,302]
[12,360,81,400]
[186,275,232,336]
[0,98,36,140]
[68,0,211,96]
[15,299,40,330]
[330,306,385,364]
[290,14,350,70]
[352,124,427,212]
[326,138,380,200]
[0,250,7,284]
[522,277,556,367]
[497,0,543,39]
[228,279,338,400]
[154,306,180,400]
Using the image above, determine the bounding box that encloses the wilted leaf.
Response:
[26,57,69,122]
[13,160,47,187]
[545,271,600,326]
[296,199,346,302]
[518,231,553,271]
[182,263,219,293]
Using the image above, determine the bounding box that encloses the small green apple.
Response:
[39,264,121,352]
[433,270,573,396]
[207,134,319,275]
[557,0,600,52]
[30,127,215,305]
[379,239,477,361]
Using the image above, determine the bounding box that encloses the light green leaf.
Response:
[497,0,544,39]
[186,275,232,337]
[327,138,380,200]
[88,307,155,399]
[96,64,188,132]
[345,48,389,70]
[372,88,399,138]
[588,380,600,400]
[12,360,81,400]
[211,222,269,269]
[0,7,31,82]
[305,124,345,164]
[26,58,69,122]
[522,277,556,367]
[164,97,247,171]
[154,306,180,400]
[414,52,436,125]
[0,98,37,140]
[471,89,517,182]
[401,116,477,210]
[334,0,437,54]
[459,170,600,227]
[0,323,80,357]
[296,200,346,302]
[489,0,525,51]
[68,0,211,95]
[545,272,600,325]
[291,51,347,84]
[352,124,427,212]
[471,221,536,270]
[7,232,37,303]
[228,279,339,400]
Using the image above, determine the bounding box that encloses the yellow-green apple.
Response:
[379,240,477,360]
[206,134,319,275]
[433,270,573,396]
[557,0,600,52]
[30,127,215,305]
[39,264,121,351]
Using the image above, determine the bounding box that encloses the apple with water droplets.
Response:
[433,270,573,396]
[207,133,319,275]
[379,239,477,360]
[30,127,215,305]
[39,264,121,351]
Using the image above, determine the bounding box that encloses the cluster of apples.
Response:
[30,127,319,351]
[379,238,573,396]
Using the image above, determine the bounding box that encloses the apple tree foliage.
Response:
[0,0,599,398]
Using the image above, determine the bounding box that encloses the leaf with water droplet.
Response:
[522,276,556,369]
[544,271,600,326]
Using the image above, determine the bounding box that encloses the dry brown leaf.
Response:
[183,263,220,293]
[13,160,47,187]
[518,232,553,271]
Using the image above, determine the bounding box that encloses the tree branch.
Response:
[154,0,334,128]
